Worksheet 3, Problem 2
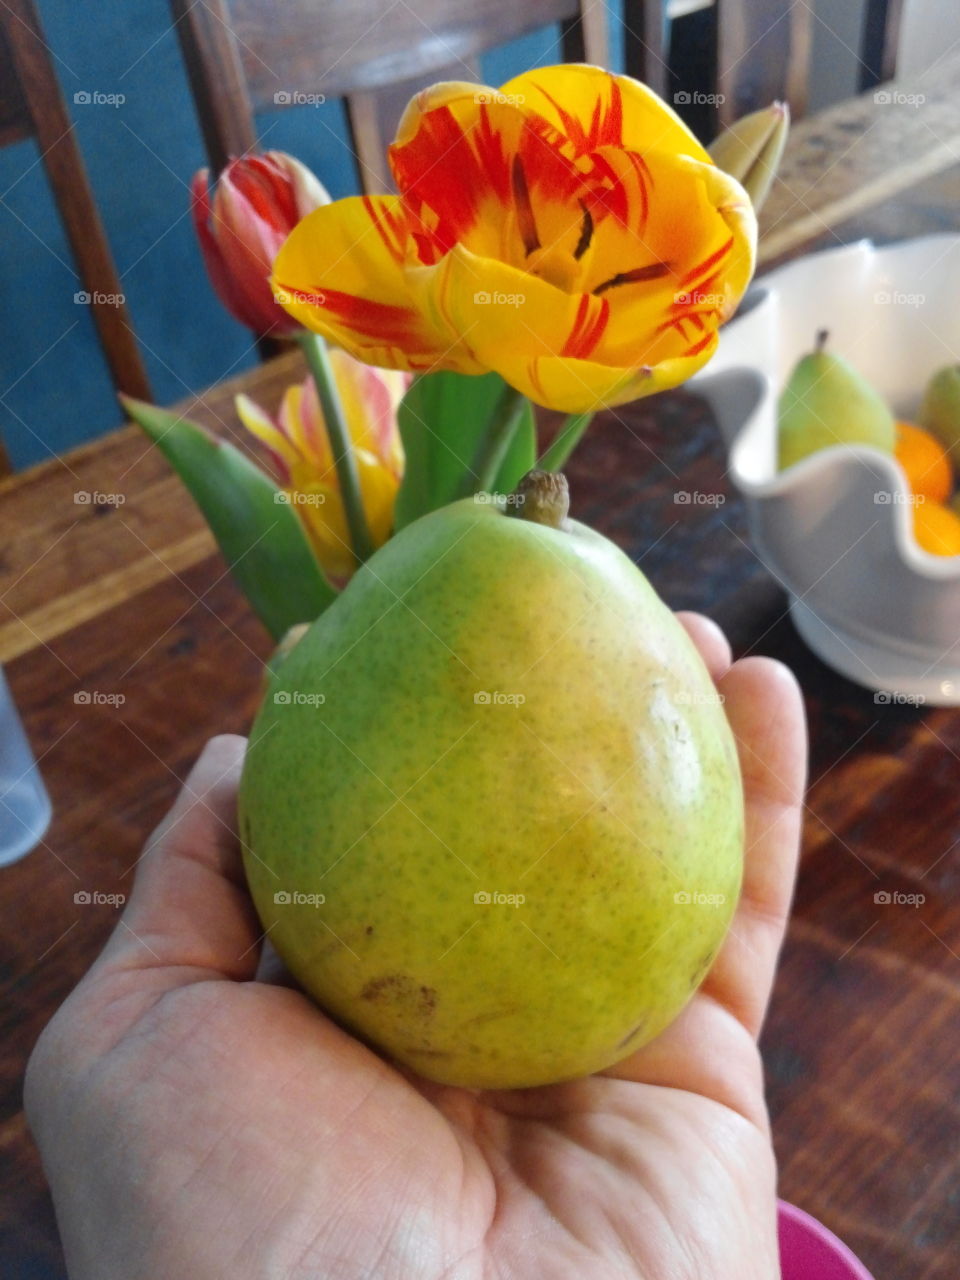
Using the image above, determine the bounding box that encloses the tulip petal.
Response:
[391,85,594,281]
[294,451,399,583]
[584,152,756,364]
[327,348,405,475]
[498,64,712,164]
[224,155,298,233]
[192,172,274,334]
[264,150,331,220]
[680,157,756,318]
[273,197,476,373]
[519,344,719,414]
[235,392,297,483]
[427,244,726,413]
[422,245,590,362]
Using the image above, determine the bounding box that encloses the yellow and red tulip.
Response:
[272,65,757,414]
[192,151,329,337]
[236,351,407,583]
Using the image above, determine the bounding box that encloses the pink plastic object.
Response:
[778,1200,876,1279]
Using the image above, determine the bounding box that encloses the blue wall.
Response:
[0,4,623,471]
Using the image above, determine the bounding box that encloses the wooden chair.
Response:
[0,0,151,473]
[624,0,813,141]
[627,0,906,143]
[171,0,620,194]
[860,0,904,89]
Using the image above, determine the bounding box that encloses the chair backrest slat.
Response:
[173,0,613,193]
[0,0,151,476]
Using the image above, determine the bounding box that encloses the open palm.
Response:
[26,614,805,1280]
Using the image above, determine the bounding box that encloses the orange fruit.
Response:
[912,501,960,556]
[895,420,953,503]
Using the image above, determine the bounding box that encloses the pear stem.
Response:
[508,470,570,529]
[815,328,829,355]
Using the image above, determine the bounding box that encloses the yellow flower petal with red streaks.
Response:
[271,195,474,372]
[586,152,756,367]
[391,89,582,274]
[498,64,712,164]
[293,452,400,583]
[235,392,299,480]
[426,244,720,410]
[519,343,720,415]
[681,157,757,319]
[329,347,406,476]
[426,245,609,369]
[236,353,405,583]
[272,64,759,412]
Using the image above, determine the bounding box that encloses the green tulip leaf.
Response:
[395,370,518,528]
[122,396,337,640]
[492,397,536,494]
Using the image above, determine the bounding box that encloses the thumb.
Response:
[98,735,266,985]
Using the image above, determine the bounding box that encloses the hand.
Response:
[26,614,806,1280]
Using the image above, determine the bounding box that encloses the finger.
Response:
[254,938,300,989]
[676,611,733,683]
[99,735,263,983]
[603,657,806,1120]
[698,657,807,1036]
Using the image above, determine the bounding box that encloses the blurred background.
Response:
[1,0,955,471]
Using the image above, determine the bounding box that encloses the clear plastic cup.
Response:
[0,667,52,867]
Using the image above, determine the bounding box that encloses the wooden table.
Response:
[3,59,960,1279]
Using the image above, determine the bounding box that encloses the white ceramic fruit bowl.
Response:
[693,234,960,705]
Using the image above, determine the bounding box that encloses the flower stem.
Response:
[463,383,528,498]
[298,331,375,565]
[537,411,594,473]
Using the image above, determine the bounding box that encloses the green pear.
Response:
[919,365,960,465]
[778,329,895,471]
[238,473,743,1089]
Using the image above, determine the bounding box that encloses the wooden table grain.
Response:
[3,68,960,1280]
